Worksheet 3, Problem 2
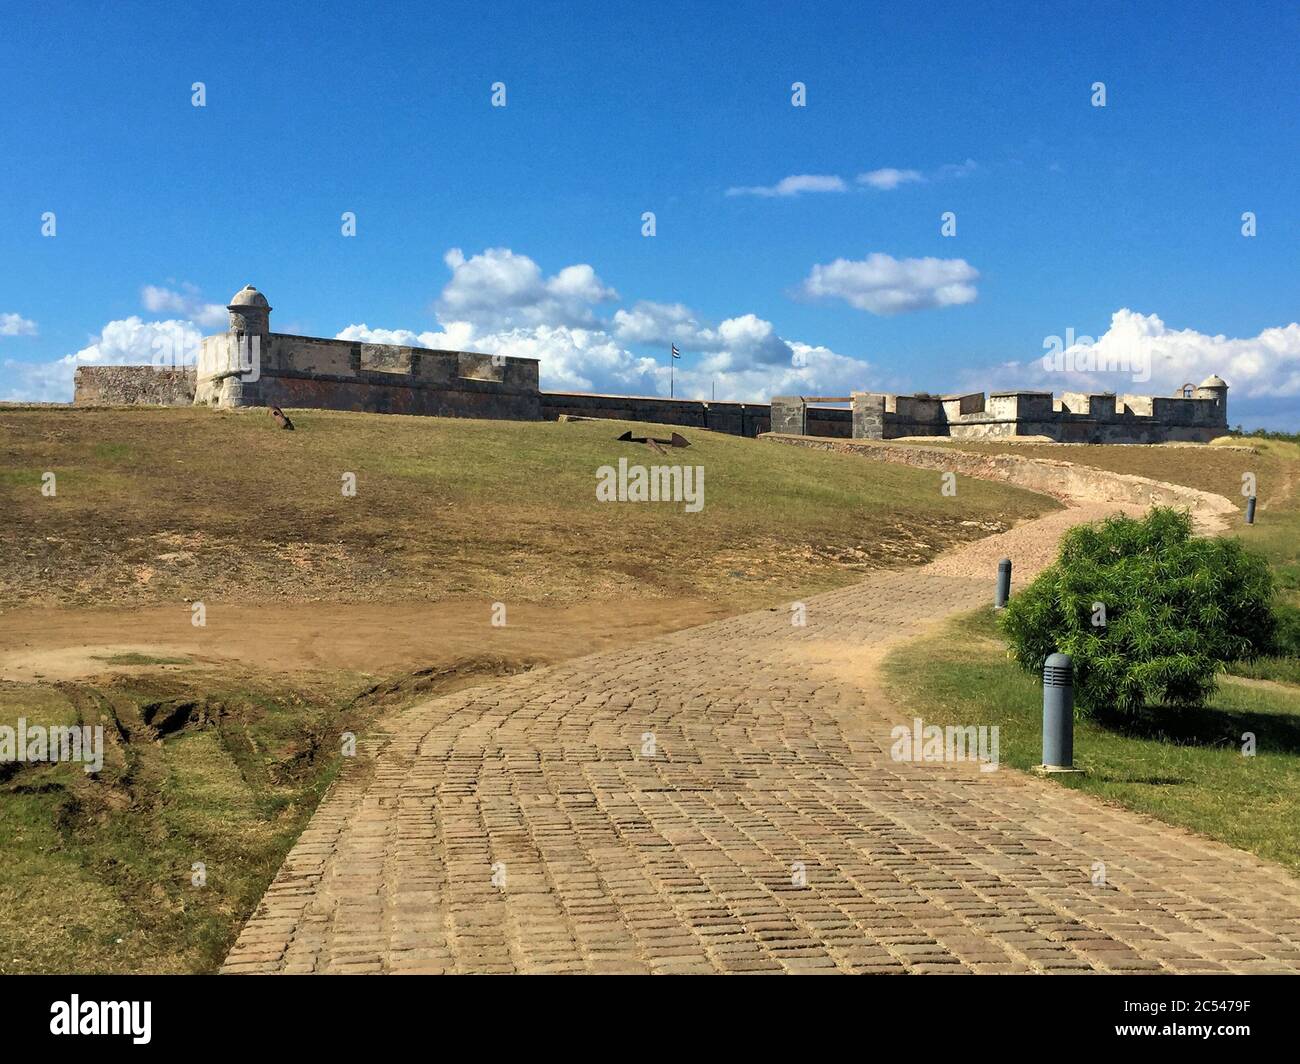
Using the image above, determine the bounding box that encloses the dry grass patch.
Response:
[0,406,1057,612]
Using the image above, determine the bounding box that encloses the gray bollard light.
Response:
[995,558,1012,609]
[1040,652,1079,773]
[1246,495,1257,524]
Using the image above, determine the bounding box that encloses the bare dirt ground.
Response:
[0,596,730,684]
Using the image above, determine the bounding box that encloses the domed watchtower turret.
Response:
[1193,374,1228,425]
[221,285,271,406]
[228,284,271,341]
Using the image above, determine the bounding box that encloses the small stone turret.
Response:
[222,285,270,407]
[228,284,271,339]
[1194,374,1228,424]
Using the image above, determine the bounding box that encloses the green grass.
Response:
[0,406,1057,611]
[884,609,1300,873]
[0,657,547,973]
[0,672,360,973]
[1235,443,1300,603]
[1229,658,1300,686]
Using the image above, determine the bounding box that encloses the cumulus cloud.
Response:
[799,253,979,315]
[611,301,792,365]
[1,317,201,403]
[1,312,38,336]
[141,284,227,329]
[337,248,879,401]
[435,247,618,331]
[335,321,476,351]
[856,168,923,190]
[725,174,848,198]
[975,309,1300,401]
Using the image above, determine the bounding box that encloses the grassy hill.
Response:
[0,406,1058,612]
[0,404,1059,973]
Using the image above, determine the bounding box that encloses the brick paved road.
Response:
[225,503,1300,973]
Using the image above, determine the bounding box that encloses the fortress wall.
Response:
[73,365,196,406]
[539,392,779,437]
[770,396,805,435]
[1088,394,1118,419]
[891,395,945,422]
[943,393,984,419]
[987,394,1020,419]
[194,334,541,420]
[1151,395,1222,426]
[805,407,853,437]
[275,336,356,376]
[252,373,543,420]
[1119,394,1155,416]
[852,393,886,439]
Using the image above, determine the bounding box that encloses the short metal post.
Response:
[995,558,1012,609]
[1246,495,1257,524]
[1041,653,1075,771]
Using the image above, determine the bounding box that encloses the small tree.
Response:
[1000,507,1276,714]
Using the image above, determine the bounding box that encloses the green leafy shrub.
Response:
[1000,507,1276,714]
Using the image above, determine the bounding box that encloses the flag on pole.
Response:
[671,344,680,359]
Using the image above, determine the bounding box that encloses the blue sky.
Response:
[2,0,1297,427]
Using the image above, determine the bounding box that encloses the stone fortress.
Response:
[773,377,1229,445]
[73,284,1229,445]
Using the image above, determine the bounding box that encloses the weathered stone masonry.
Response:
[73,365,195,407]
[774,380,1229,445]
[72,283,1228,445]
[189,286,541,420]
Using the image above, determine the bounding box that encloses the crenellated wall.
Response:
[194,333,541,420]
[836,386,1229,444]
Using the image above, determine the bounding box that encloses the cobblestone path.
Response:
[225,502,1300,974]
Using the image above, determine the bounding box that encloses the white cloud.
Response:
[4,247,884,405]
[937,158,978,179]
[799,253,979,315]
[435,247,617,331]
[1,317,202,403]
[141,284,227,329]
[611,302,710,348]
[337,248,880,401]
[0,312,38,337]
[611,302,791,364]
[856,168,923,190]
[725,174,848,198]
[335,321,476,351]
[977,309,1300,400]
[669,340,875,402]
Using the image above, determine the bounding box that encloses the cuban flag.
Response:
[671,344,680,359]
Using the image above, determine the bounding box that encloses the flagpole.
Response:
[670,348,674,399]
